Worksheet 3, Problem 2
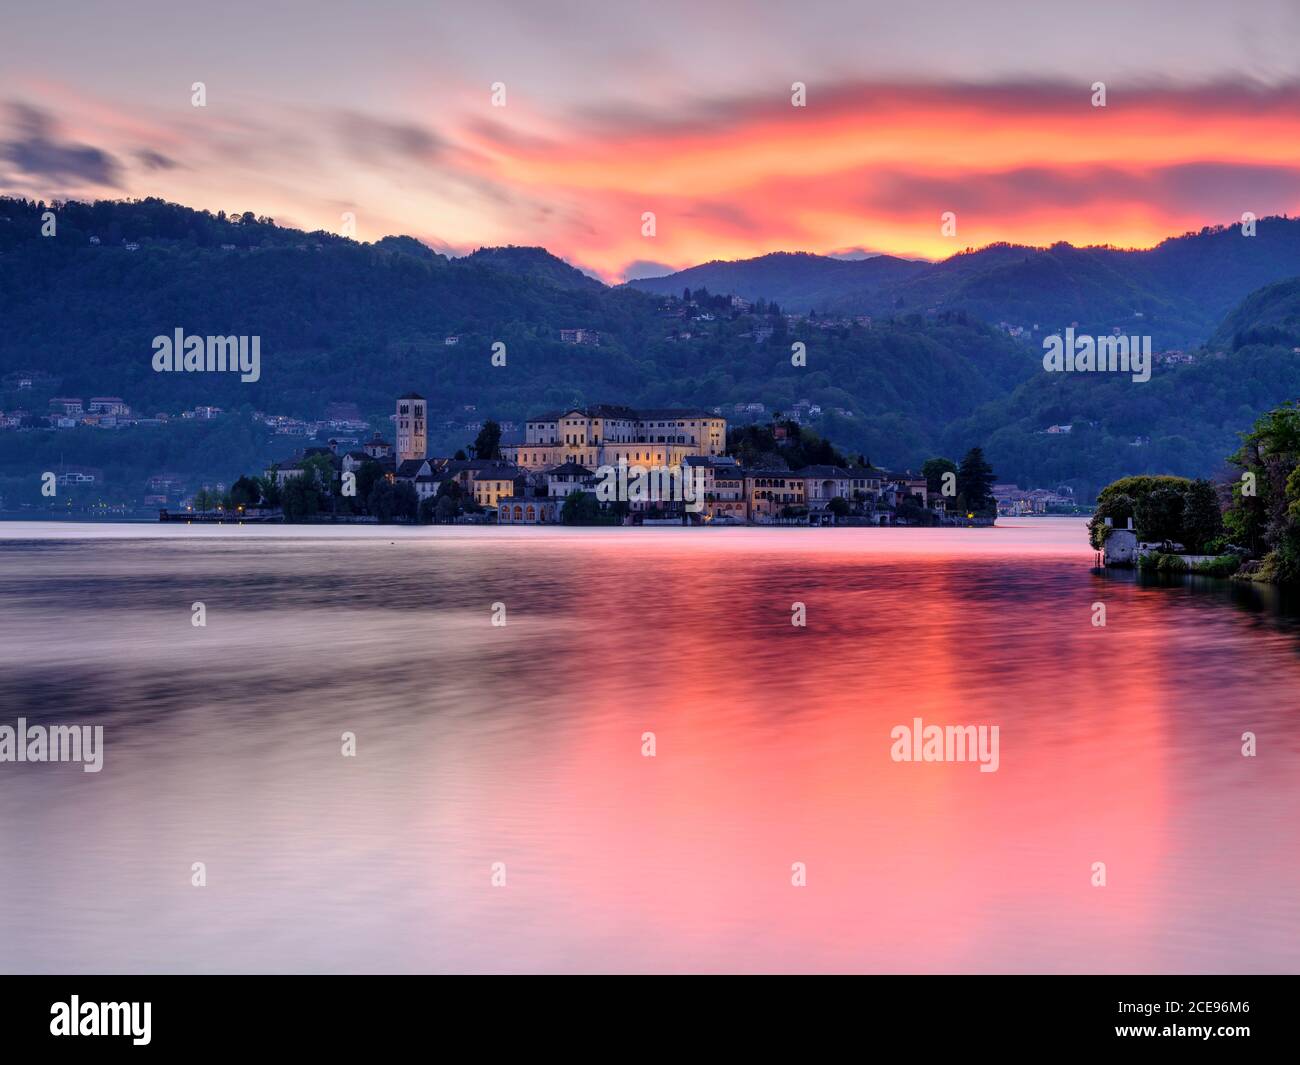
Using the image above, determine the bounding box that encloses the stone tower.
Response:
[396,392,426,463]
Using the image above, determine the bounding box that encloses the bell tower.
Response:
[396,392,426,462]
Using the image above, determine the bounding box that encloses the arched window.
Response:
[526,505,536,521]
[514,505,523,520]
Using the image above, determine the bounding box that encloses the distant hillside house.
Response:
[57,466,102,487]
[559,328,600,345]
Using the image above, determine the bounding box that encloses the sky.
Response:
[4,0,1300,281]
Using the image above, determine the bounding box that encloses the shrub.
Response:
[1191,555,1241,577]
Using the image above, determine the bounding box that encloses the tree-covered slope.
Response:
[631,218,1300,350]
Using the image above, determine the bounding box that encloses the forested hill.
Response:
[3,195,1300,504]
[0,196,1029,470]
[628,217,1300,350]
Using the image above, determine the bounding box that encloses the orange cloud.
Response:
[445,82,1300,279]
[8,79,1300,282]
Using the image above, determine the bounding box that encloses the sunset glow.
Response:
[5,3,1300,280]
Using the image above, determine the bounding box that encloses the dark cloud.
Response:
[850,162,1300,221]
[465,116,555,152]
[335,110,444,163]
[135,148,178,171]
[682,198,765,236]
[1,101,121,187]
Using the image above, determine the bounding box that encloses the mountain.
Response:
[0,196,1030,502]
[1210,276,1300,350]
[629,218,1300,349]
[462,245,604,292]
[625,251,926,309]
[3,195,1300,506]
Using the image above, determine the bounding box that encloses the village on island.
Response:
[157,392,1074,526]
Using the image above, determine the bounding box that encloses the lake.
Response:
[0,517,1297,973]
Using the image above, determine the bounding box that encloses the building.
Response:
[745,470,806,523]
[362,434,392,459]
[544,461,595,500]
[684,456,746,522]
[395,393,426,463]
[798,465,855,512]
[263,462,307,486]
[468,463,521,508]
[497,497,560,524]
[147,474,185,499]
[394,456,522,507]
[503,404,726,471]
[48,397,84,416]
[56,466,102,487]
[559,328,600,345]
[880,474,928,508]
[88,397,130,415]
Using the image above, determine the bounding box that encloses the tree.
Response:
[472,420,502,461]
[1181,479,1222,552]
[257,474,281,507]
[301,454,337,511]
[418,495,437,524]
[956,447,996,514]
[367,479,397,522]
[434,495,458,523]
[229,475,261,508]
[281,475,321,521]
[561,491,602,525]
[922,457,957,499]
[827,496,850,518]
[431,478,465,521]
[1134,486,1185,544]
[1224,402,1300,577]
[1088,492,1136,549]
[393,481,419,522]
[355,460,385,505]
[1089,475,1192,549]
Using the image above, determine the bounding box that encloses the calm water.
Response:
[0,517,1297,974]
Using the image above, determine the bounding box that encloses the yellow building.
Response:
[471,469,518,508]
[745,470,806,523]
[504,404,726,471]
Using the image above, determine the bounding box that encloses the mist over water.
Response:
[0,517,1297,973]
